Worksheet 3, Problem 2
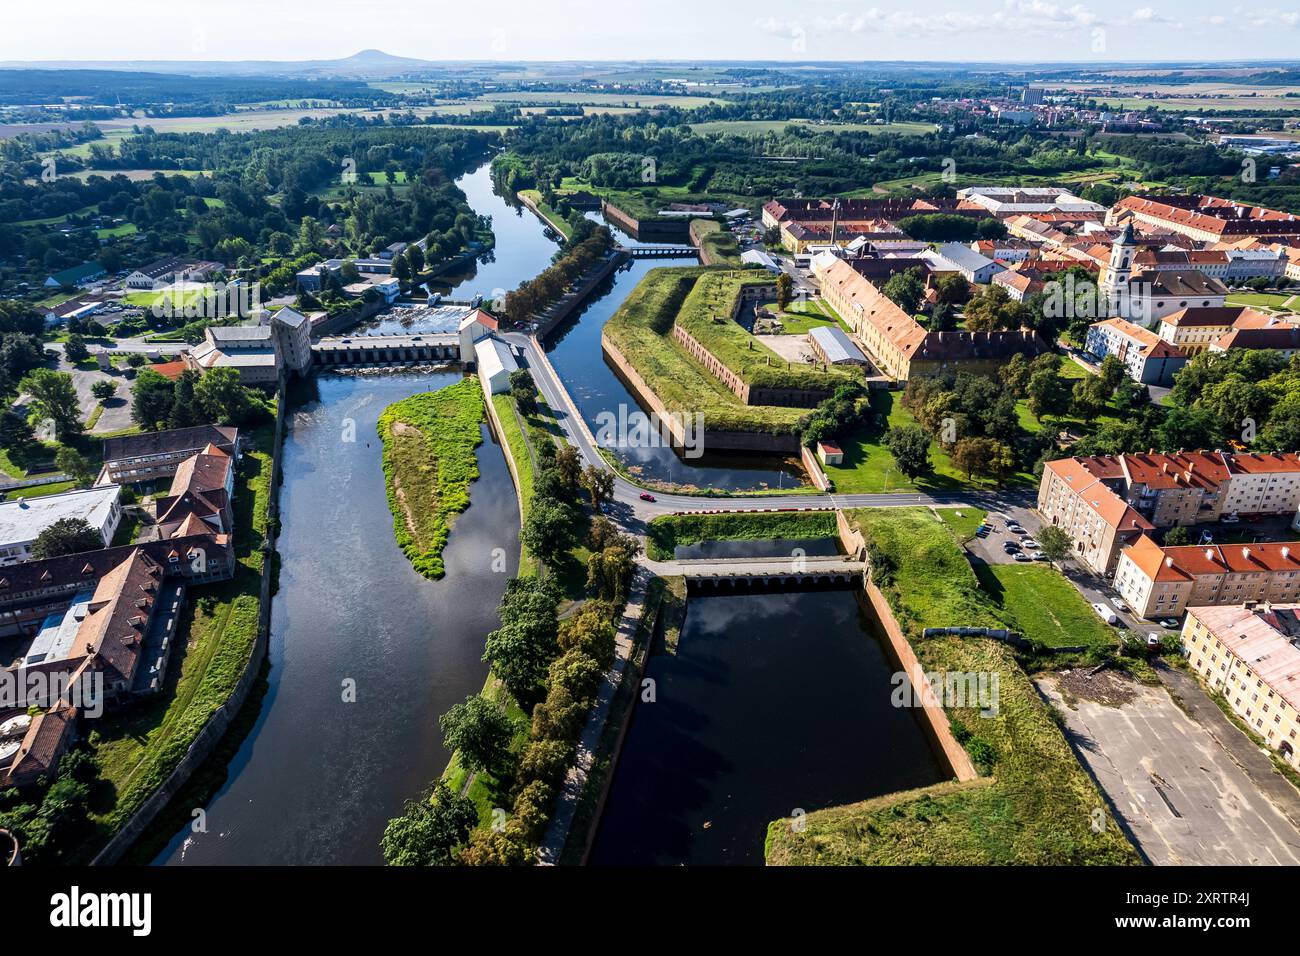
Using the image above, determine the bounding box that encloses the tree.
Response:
[91,379,117,402]
[381,783,478,866]
[1163,526,1190,546]
[1070,376,1109,421]
[579,464,614,511]
[0,413,37,457]
[439,695,515,776]
[392,252,411,283]
[31,517,102,559]
[64,334,90,363]
[554,445,581,489]
[1000,353,1032,398]
[775,272,794,310]
[19,369,82,438]
[519,497,578,562]
[55,446,93,486]
[131,369,177,430]
[885,424,931,477]
[1098,354,1125,395]
[586,533,640,603]
[1026,366,1072,422]
[951,436,1014,481]
[881,267,926,315]
[193,367,251,424]
[508,369,536,414]
[482,578,561,706]
[1037,525,1073,563]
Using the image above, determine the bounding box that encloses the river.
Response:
[153,161,799,864]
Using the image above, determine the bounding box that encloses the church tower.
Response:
[1103,221,1136,309]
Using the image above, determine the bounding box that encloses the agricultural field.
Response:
[687,119,937,137]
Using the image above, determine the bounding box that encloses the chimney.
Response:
[1283,546,1291,560]
[1205,548,1215,561]
[1242,547,1251,561]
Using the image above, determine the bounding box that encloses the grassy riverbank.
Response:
[646,509,837,560]
[764,507,1139,865]
[378,379,485,579]
[79,419,276,858]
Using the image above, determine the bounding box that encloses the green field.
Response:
[757,297,852,335]
[645,509,837,560]
[1226,292,1299,310]
[765,507,1139,865]
[976,563,1117,650]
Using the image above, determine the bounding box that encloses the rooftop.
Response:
[1189,603,1300,713]
[0,486,120,547]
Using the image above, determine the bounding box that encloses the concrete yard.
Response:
[1038,670,1300,865]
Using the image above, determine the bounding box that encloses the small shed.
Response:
[817,441,844,466]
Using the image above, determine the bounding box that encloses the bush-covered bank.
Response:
[377,379,485,579]
[646,510,837,561]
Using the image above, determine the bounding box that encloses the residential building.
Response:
[1084,317,1188,386]
[1182,603,1300,768]
[1114,535,1300,618]
[807,324,870,366]
[100,424,237,486]
[814,256,1049,381]
[1211,317,1300,359]
[1110,195,1300,244]
[0,704,75,790]
[1155,306,1252,355]
[1039,451,1300,575]
[153,443,235,538]
[1037,456,1155,575]
[0,487,122,566]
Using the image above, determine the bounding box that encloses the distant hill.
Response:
[0,49,443,80]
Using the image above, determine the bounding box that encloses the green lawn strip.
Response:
[764,507,1139,865]
[490,392,539,578]
[645,510,836,561]
[975,563,1116,650]
[378,379,485,580]
[1226,292,1294,310]
[689,218,741,265]
[602,267,808,435]
[518,188,574,239]
[80,422,273,853]
[10,479,79,498]
[443,672,531,825]
[758,297,852,335]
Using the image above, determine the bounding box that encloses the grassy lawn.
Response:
[646,509,837,560]
[974,563,1117,650]
[602,267,808,435]
[490,392,539,577]
[80,420,274,857]
[758,297,853,335]
[688,218,740,265]
[378,378,485,580]
[1226,292,1297,310]
[765,507,1139,865]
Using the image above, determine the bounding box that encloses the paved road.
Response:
[1039,672,1300,865]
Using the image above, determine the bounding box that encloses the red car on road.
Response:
[639,493,656,502]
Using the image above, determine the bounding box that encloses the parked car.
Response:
[639,492,656,502]
[1221,514,1241,524]
[1092,602,1119,625]
[1158,618,1180,630]
[1113,599,1130,613]
[1013,553,1032,562]
[1007,523,1024,534]
[1031,551,1048,561]
[1020,537,1039,549]
[1002,541,1021,552]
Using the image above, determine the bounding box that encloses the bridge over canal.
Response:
[312,332,461,367]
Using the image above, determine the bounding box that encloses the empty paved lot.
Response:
[1039,673,1300,865]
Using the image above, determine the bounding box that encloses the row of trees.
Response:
[502,225,614,325]
[132,366,269,431]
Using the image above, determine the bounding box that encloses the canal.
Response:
[588,586,946,866]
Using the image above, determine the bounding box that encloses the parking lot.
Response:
[966,507,1047,565]
[1039,669,1300,865]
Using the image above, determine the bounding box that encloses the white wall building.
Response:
[0,486,122,566]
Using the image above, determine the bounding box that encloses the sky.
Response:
[3,0,1300,64]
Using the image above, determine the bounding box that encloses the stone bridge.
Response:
[643,554,866,588]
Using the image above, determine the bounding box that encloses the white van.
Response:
[1092,602,1119,625]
